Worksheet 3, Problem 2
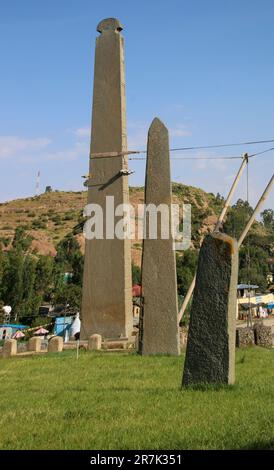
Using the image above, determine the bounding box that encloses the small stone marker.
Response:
[28,337,42,352]
[88,334,102,350]
[140,118,179,356]
[236,327,254,347]
[2,339,17,358]
[48,336,63,353]
[182,232,238,386]
[253,323,272,348]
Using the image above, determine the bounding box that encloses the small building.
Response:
[38,304,54,316]
[63,272,73,284]
[0,325,13,340]
[0,324,28,341]
[132,284,142,326]
[237,284,259,299]
[53,316,74,341]
[132,284,141,297]
[237,284,274,319]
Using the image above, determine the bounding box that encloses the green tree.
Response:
[239,245,269,291]
[55,234,81,267]
[261,208,274,229]
[224,199,253,239]
[176,249,198,298]
[35,255,54,295]
[53,233,84,310]
[12,226,33,251]
[132,262,141,285]
[0,243,5,287]
[54,284,82,311]
[55,234,83,284]
[1,229,50,323]
[1,248,24,317]
[19,255,40,319]
[71,252,84,286]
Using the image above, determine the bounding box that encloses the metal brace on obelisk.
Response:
[81,18,133,339]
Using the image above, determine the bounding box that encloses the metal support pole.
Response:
[214,153,248,231]
[178,154,249,322]
[238,173,274,247]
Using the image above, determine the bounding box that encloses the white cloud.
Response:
[21,141,89,163]
[174,104,185,111]
[127,121,148,150]
[0,136,51,159]
[194,156,228,172]
[127,121,192,150]
[0,133,89,164]
[73,127,90,138]
[169,125,192,138]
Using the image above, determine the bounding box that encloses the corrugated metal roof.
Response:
[0,324,27,329]
[237,284,259,290]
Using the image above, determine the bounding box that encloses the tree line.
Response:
[0,199,273,326]
[0,227,83,325]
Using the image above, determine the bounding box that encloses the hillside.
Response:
[0,184,222,264]
[0,183,272,267]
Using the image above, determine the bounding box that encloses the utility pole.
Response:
[178,153,249,322]
[238,173,274,247]
[214,153,249,232]
[35,171,40,196]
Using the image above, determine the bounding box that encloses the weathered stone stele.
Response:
[81,18,133,340]
[182,232,238,386]
[139,118,179,355]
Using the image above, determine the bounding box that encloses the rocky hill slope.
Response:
[0,183,269,266]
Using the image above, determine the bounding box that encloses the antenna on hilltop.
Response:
[35,171,40,196]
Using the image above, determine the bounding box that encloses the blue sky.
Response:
[0,0,273,209]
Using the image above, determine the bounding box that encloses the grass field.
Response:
[0,347,273,450]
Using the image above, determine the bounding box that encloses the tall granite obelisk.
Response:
[81,18,133,339]
[139,118,180,355]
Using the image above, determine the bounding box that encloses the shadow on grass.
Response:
[240,439,274,450]
[181,383,238,392]
[63,410,95,420]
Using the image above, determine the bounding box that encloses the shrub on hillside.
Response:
[32,219,47,230]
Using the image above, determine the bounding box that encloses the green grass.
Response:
[0,348,273,450]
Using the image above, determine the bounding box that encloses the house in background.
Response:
[53,316,74,341]
[237,284,259,299]
[132,284,141,326]
[38,304,54,316]
[0,324,28,341]
[0,325,13,340]
[237,284,274,319]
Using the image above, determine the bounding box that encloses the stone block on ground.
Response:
[28,337,42,352]
[236,327,255,347]
[253,323,272,348]
[88,334,102,350]
[48,336,63,353]
[2,339,17,358]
